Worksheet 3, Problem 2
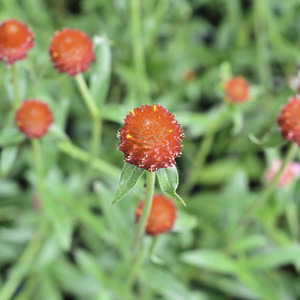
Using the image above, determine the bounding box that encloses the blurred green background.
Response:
[1,0,300,299]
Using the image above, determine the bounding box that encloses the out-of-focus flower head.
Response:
[224,76,250,103]
[277,95,300,146]
[0,19,34,65]
[135,194,177,236]
[15,100,53,139]
[49,28,95,76]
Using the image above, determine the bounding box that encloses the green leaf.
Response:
[0,145,19,177]
[156,164,185,206]
[111,162,145,204]
[101,105,129,124]
[245,245,300,270]
[181,249,237,274]
[228,104,243,136]
[90,34,111,106]
[249,130,286,148]
[0,126,25,147]
[173,210,198,232]
[219,61,233,81]
[40,186,73,251]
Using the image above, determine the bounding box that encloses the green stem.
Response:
[227,142,298,248]
[130,0,150,103]
[181,106,226,196]
[12,64,20,110]
[286,196,300,241]
[125,171,155,293]
[75,74,102,189]
[0,221,47,300]
[31,139,44,189]
[254,0,272,92]
[57,140,120,179]
[75,74,100,119]
[14,275,38,300]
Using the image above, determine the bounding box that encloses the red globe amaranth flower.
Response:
[278,96,300,146]
[117,104,183,172]
[224,76,249,103]
[0,19,34,65]
[15,100,53,139]
[265,159,300,187]
[135,195,177,236]
[49,28,95,76]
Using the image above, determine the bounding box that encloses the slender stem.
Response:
[75,74,102,190]
[75,74,99,119]
[124,244,145,298]
[130,0,150,103]
[57,140,120,179]
[14,275,38,300]
[286,196,299,241]
[31,139,44,189]
[125,171,155,293]
[12,64,20,110]
[227,143,298,248]
[181,106,226,196]
[0,221,47,300]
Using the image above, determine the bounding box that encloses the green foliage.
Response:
[1,0,300,299]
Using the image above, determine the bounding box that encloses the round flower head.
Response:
[0,19,34,65]
[117,104,183,172]
[15,100,53,139]
[224,76,249,103]
[277,95,300,146]
[135,195,176,236]
[49,28,95,76]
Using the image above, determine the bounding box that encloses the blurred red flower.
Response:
[0,19,34,65]
[224,76,250,103]
[15,100,53,139]
[135,195,177,236]
[49,28,95,76]
[278,96,300,146]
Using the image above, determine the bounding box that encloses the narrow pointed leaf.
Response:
[90,34,111,106]
[39,186,73,251]
[0,145,19,177]
[156,165,186,206]
[249,130,285,148]
[111,162,144,204]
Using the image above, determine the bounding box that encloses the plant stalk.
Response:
[12,64,20,110]
[130,0,150,103]
[0,221,47,300]
[125,171,155,293]
[75,74,102,190]
[31,139,44,189]
[181,106,226,196]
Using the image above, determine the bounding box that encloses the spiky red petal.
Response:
[225,76,249,103]
[117,104,183,172]
[0,19,34,65]
[135,195,177,236]
[49,28,95,76]
[15,100,53,139]
[278,95,300,146]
